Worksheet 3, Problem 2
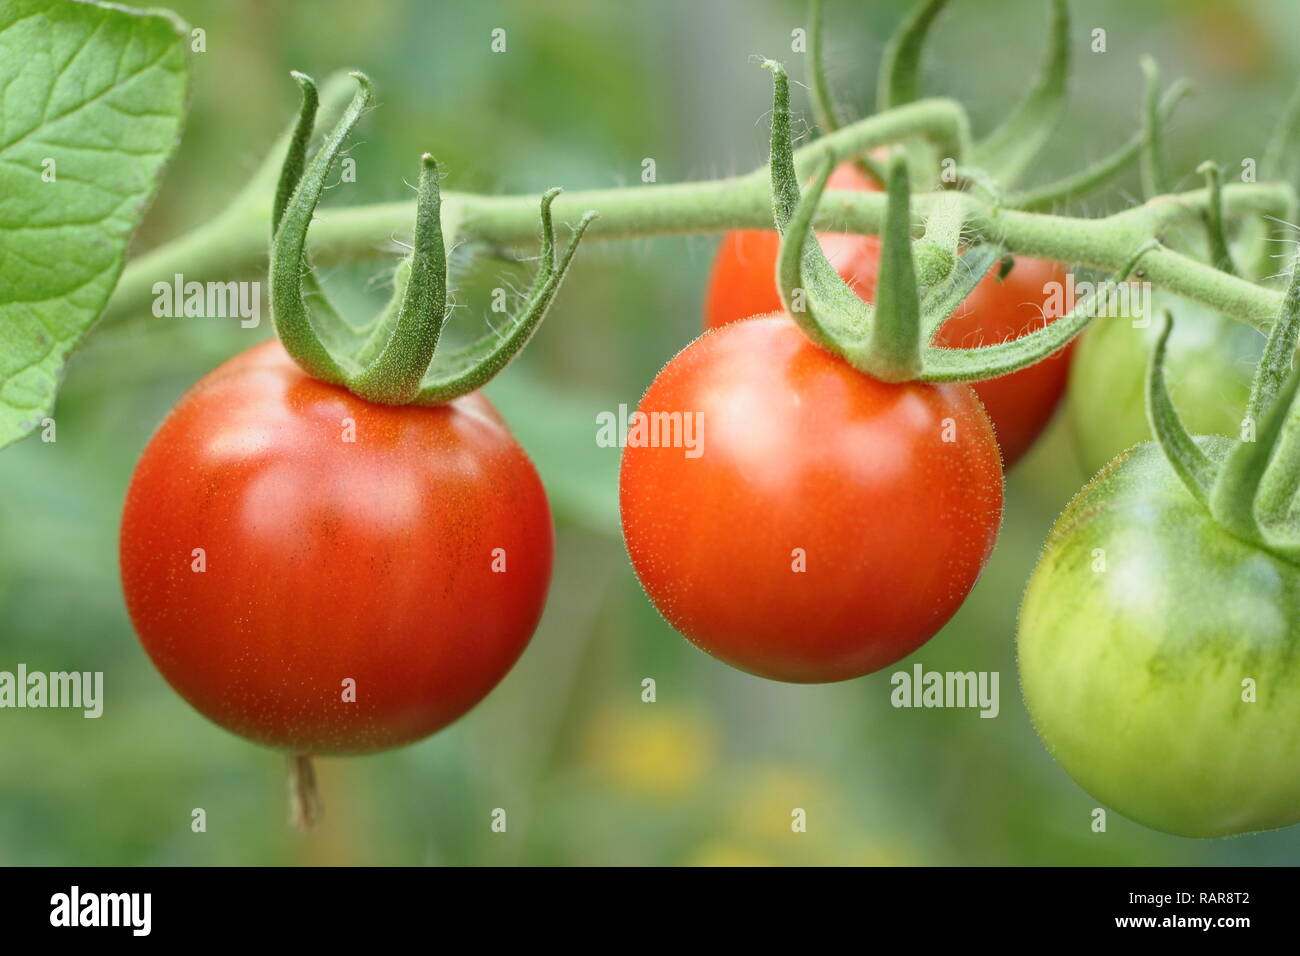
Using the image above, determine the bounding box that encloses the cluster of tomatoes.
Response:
[623,162,1072,683]
[120,160,1063,752]
[120,159,1290,840]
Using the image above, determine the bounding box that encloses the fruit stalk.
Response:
[288,754,323,831]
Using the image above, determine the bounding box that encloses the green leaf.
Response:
[0,0,189,449]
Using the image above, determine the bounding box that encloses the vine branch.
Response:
[102,93,1292,334]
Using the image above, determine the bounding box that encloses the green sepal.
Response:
[413,195,597,405]
[919,241,1158,383]
[269,71,373,386]
[273,72,319,237]
[807,0,886,186]
[919,244,1003,340]
[1139,57,1168,198]
[1245,249,1300,424]
[1209,362,1300,545]
[267,72,594,406]
[1181,252,1300,553]
[1146,311,1216,508]
[766,53,1137,387]
[876,0,949,112]
[775,156,869,353]
[265,75,373,362]
[1196,161,1237,277]
[1006,81,1191,211]
[349,154,448,405]
[1251,255,1300,534]
[972,0,1069,186]
[354,258,413,368]
[768,61,873,353]
[1253,406,1300,538]
[857,151,922,380]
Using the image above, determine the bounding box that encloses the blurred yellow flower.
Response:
[714,763,921,866]
[584,705,717,799]
[731,764,832,841]
[690,842,773,867]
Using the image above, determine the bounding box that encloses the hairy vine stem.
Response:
[103,88,1293,333]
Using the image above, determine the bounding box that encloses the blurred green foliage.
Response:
[3,0,1300,865]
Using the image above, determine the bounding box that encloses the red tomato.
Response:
[619,316,1003,683]
[933,256,1073,466]
[703,163,882,324]
[120,340,552,755]
[703,161,1072,466]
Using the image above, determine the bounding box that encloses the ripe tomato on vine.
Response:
[705,162,1072,467]
[120,340,555,755]
[620,316,1004,683]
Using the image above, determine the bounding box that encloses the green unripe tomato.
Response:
[1018,438,1300,838]
[1068,296,1261,477]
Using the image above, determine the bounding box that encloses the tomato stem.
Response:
[1140,57,1169,199]
[1196,161,1237,277]
[102,54,1292,338]
[288,754,322,831]
[914,191,962,287]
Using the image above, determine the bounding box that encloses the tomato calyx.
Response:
[764,60,1156,386]
[1147,257,1300,560]
[1196,160,1238,276]
[809,0,1189,211]
[269,72,597,406]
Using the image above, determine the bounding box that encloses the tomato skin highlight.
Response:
[119,340,553,755]
[620,316,1004,683]
[1018,438,1300,838]
[703,162,1071,467]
